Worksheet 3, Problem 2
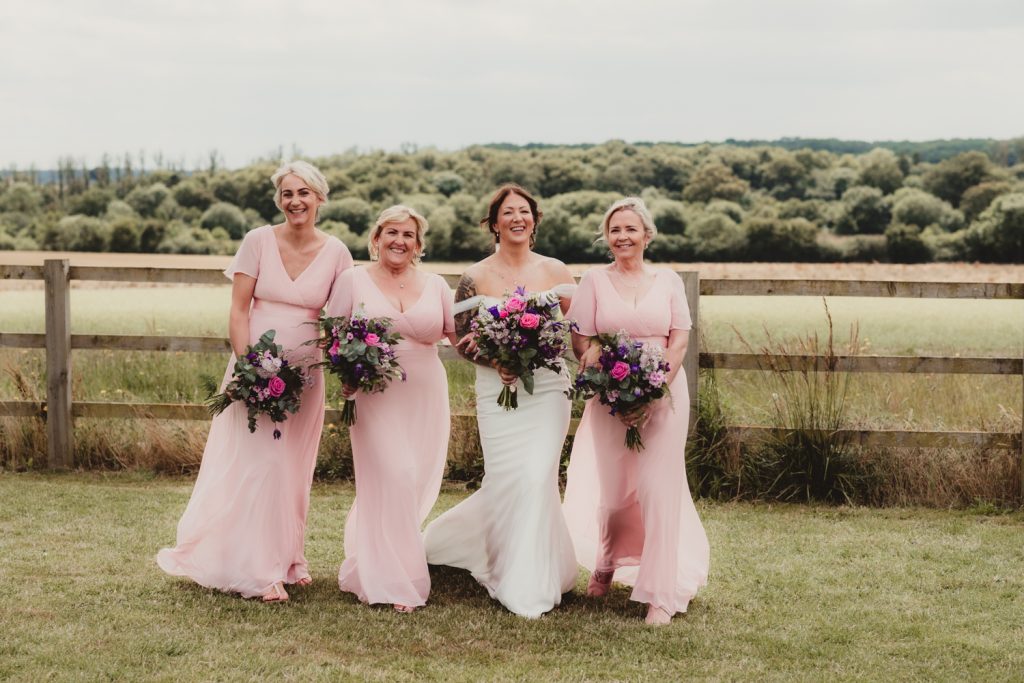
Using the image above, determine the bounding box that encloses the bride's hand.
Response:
[496,365,518,386]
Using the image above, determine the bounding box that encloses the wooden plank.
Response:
[69,266,228,285]
[0,333,46,349]
[680,271,700,432]
[73,402,211,420]
[700,352,1023,375]
[70,334,232,353]
[44,260,72,469]
[0,401,45,418]
[726,426,1021,450]
[701,279,1024,299]
[0,264,44,281]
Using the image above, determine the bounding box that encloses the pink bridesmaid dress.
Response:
[562,267,710,616]
[328,267,455,608]
[157,225,353,598]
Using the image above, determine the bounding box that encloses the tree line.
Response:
[1,138,1022,263]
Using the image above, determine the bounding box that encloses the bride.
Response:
[423,184,578,618]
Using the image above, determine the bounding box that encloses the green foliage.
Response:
[963,192,1024,262]
[108,217,141,252]
[835,186,890,234]
[688,212,746,260]
[125,182,172,218]
[431,170,464,197]
[172,179,215,211]
[923,151,996,206]
[960,180,1013,222]
[885,223,934,263]
[682,162,750,203]
[67,187,115,216]
[745,217,821,261]
[320,197,375,234]
[889,187,963,231]
[199,202,248,239]
[857,148,904,194]
[0,182,44,213]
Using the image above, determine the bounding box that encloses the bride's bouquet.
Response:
[312,312,405,426]
[469,286,574,410]
[205,330,308,439]
[570,331,672,451]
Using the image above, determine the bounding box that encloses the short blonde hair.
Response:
[369,205,430,263]
[271,160,329,212]
[599,197,658,244]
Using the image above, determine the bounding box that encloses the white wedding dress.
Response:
[423,288,578,618]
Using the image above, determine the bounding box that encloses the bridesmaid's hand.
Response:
[341,383,358,400]
[619,406,650,429]
[456,332,479,358]
[579,341,602,370]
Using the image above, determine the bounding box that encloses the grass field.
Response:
[1,472,1022,681]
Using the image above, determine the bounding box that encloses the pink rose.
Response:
[365,333,380,346]
[328,340,341,356]
[267,376,286,398]
[518,312,540,329]
[499,309,509,319]
[505,297,526,313]
[610,361,630,381]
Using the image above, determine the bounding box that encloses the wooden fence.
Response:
[1,260,1022,487]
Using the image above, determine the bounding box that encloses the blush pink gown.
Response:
[328,267,454,608]
[562,267,710,616]
[157,225,353,598]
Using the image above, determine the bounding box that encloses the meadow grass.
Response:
[1,472,1022,682]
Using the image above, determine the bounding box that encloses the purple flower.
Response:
[273,428,282,440]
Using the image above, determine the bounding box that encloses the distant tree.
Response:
[125,183,172,218]
[687,212,746,260]
[885,223,933,263]
[745,217,820,261]
[649,199,688,235]
[923,151,996,206]
[757,151,808,199]
[172,179,215,211]
[320,197,375,234]
[200,202,249,239]
[682,162,749,203]
[67,187,115,217]
[835,186,890,234]
[963,192,1024,262]
[108,217,141,252]
[432,171,465,197]
[889,188,963,232]
[959,181,1013,222]
[857,148,904,194]
[0,182,44,213]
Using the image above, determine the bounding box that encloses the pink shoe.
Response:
[586,569,614,597]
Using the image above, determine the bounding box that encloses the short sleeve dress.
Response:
[157,225,353,597]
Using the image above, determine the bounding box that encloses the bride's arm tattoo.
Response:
[454,273,489,366]
[454,274,477,339]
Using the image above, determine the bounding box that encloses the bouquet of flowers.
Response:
[205,330,308,438]
[571,331,672,451]
[313,312,405,426]
[469,286,574,410]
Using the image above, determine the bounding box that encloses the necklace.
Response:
[380,265,411,289]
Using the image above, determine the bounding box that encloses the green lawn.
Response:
[1,473,1022,681]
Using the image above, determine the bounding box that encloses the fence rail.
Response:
[1,261,1021,481]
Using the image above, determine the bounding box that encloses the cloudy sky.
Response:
[3,0,1022,169]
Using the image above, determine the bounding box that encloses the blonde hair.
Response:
[271,160,329,214]
[599,196,658,244]
[369,204,430,263]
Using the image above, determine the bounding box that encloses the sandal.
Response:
[295,577,312,587]
[393,604,417,613]
[644,604,672,626]
[262,581,289,603]
[586,569,614,597]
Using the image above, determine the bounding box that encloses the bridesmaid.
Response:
[158,161,353,602]
[562,196,709,625]
[328,205,457,613]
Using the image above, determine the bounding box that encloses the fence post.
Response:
[44,259,72,469]
[680,271,700,432]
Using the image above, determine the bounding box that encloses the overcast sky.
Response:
[3,0,1022,169]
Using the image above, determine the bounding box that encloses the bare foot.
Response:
[393,604,417,613]
[262,581,289,603]
[645,604,672,625]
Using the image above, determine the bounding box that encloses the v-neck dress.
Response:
[326,266,455,608]
[562,267,709,616]
[158,225,353,598]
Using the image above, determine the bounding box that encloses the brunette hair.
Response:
[479,183,543,248]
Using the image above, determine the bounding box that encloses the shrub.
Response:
[889,188,963,231]
[108,217,141,252]
[744,217,821,261]
[0,182,44,213]
[835,186,890,234]
[67,188,115,217]
[687,212,746,260]
[125,183,172,218]
[172,179,215,211]
[319,197,375,234]
[885,223,934,263]
[199,202,248,239]
[432,171,464,197]
[963,192,1024,262]
[960,181,1013,222]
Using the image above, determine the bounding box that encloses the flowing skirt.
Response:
[157,303,324,598]
[562,371,709,615]
[423,366,578,618]
[338,344,450,607]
